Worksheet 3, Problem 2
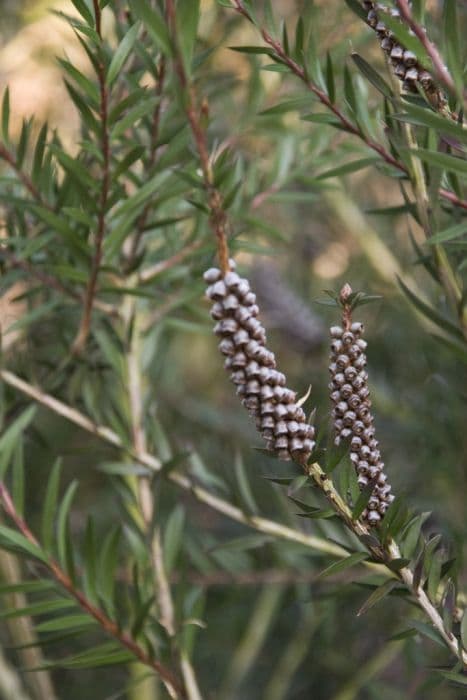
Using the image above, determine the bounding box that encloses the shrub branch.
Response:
[0,481,185,697]
[3,370,466,663]
[229,1,467,212]
[166,0,230,274]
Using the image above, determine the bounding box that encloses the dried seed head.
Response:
[328,291,394,526]
[205,265,316,463]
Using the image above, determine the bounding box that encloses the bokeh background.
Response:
[0,1,466,698]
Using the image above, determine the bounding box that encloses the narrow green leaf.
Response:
[443,0,463,96]
[427,222,467,245]
[234,452,258,515]
[82,516,98,605]
[69,0,94,25]
[177,0,199,73]
[98,526,121,616]
[128,0,171,54]
[317,552,368,580]
[357,579,397,616]
[343,0,367,20]
[392,102,467,145]
[461,608,467,650]
[1,87,10,142]
[11,442,24,517]
[0,598,75,620]
[325,53,335,103]
[317,157,380,180]
[107,23,140,86]
[398,277,464,341]
[352,477,379,520]
[56,480,79,571]
[41,459,62,552]
[259,97,313,116]
[229,46,275,56]
[351,53,392,98]
[437,671,467,687]
[0,525,46,562]
[35,614,96,633]
[163,505,185,574]
[408,148,467,177]
[0,406,37,479]
[408,618,446,647]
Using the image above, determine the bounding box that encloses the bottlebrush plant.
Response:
[0,1,466,699]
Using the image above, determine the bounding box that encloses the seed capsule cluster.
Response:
[329,321,394,526]
[204,263,316,462]
[363,1,446,107]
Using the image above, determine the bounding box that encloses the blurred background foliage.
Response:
[0,1,466,699]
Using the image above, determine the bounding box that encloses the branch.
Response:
[0,369,346,560]
[229,1,467,211]
[394,0,457,96]
[72,2,111,354]
[0,482,185,697]
[2,368,466,665]
[165,0,230,274]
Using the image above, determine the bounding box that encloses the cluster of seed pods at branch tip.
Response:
[363,0,446,106]
[328,300,394,526]
[204,262,316,462]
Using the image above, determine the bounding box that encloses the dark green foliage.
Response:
[0,1,466,698]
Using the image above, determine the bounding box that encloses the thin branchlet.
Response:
[0,482,185,698]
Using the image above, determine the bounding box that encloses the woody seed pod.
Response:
[328,284,394,527]
[205,265,316,462]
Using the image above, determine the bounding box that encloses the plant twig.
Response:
[0,369,348,561]
[2,368,466,665]
[72,1,111,354]
[229,1,467,212]
[165,0,230,274]
[0,482,185,697]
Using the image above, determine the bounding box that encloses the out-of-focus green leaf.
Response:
[317,552,368,579]
[357,579,398,616]
[163,505,185,574]
[128,0,171,54]
[351,53,392,98]
[0,525,47,564]
[0,406,36,479]
[107,23,141,86]
[398,277,464,341]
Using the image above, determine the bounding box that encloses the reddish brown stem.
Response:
[230,1,467,211]
[166,0,230,275]
[394,0,457,97]
[0,482,184,697]
[72,2,111,354]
